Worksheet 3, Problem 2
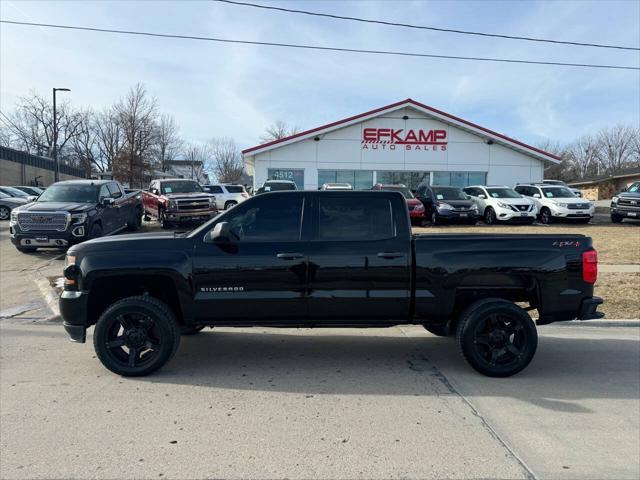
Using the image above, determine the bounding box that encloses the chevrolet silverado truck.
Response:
[10,180,142,253]
[60,191,603,378]
[142,178,218,229]
[610,181,640,223]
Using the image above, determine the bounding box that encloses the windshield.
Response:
[487,188,521,199]
[379,186,415,199]
[37,184,98,203]
[542,187,576,198]
[0,186,29,197]
[0,192,9,199]
[433,187,467,201]
[225,185,245,193]
[627,182,640,193]
[265,182,296,191]
[161,181,203,194]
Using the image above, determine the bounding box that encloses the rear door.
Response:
[107,182,128,232]
[191,192,309,322]
[306,192,411,321]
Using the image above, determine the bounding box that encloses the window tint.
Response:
[107,183,122,198]
[225,195,303,242]
[318,196,394,241]
[225,185,245,193]
[98,185,110,200]
[205,185,224,194]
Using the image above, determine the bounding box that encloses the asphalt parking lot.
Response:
[1,219,639,479]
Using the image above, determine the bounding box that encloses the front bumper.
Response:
[437,209,479,221]
[60,290,89,343]
[549,206,595,218]
[10,223,88,249]
[494,207,536,222]
[409,209,426,219]
[164,208,217,223]
[610,205,640,218]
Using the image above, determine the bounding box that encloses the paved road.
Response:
[1,321,638,480]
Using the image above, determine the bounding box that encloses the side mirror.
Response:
[207,222,237,244]
[478,194,486,199]
[533,193,541,199]
[256,187,265,194]
[101,197,115,207]
[621,186,628,192]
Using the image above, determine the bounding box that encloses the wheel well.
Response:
[450,288,537,330]
[87,275,183,326]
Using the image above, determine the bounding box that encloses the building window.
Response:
[317,170,373,190]
[433,171,486,187]
[268,169,304,189]
[375,171,430,190]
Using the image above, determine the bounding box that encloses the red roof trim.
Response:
[242,98,561,161]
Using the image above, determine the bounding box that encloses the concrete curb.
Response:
[553,319,640,327]
[34,275,62,323]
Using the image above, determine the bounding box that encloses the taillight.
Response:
[582,250,598,284]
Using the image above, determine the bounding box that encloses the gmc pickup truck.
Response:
[60,191,603,378]
[143,178,218,229]
[10,180,142,252]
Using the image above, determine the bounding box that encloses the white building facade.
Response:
[243,99,559,191]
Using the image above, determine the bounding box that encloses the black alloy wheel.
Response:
[456,298,537,377]
[93,296,180,376]
[484,207,496,225]
[0,206,10,221]
[539,208,552,225]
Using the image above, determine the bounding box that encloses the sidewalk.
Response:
[600,264,640,273]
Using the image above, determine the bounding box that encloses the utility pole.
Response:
[52,87,71,182]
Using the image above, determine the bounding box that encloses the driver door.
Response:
[98,184,116,233]
[191,193,309,322]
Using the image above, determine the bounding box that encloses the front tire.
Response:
[89,223,103,239]
[431,211,439,225]
[0,206,11,221]
[424,324,450,337]
[456,298,537,377]
[484,207,497,225]
[93,296,180,377]
[539,207,553,225]
[127,207,143,231]
[611,214,623,223]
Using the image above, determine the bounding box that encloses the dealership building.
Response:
[243,99,560,191]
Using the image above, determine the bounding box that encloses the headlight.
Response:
[167,199,178,210]
[497,202,509,209]
[471,204,479,211]
[414,203,424,211]
[612,196,619,203]
[10,211,18,223]
[209,196,216,207]
[71,213,87,224]
[553,201,568,208]
[437,202,453,210]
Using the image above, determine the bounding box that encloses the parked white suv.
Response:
[463,185,537,224]
[514,184,594,224]
[201,184,249,210]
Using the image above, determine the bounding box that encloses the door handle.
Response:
[377,252,405,259]
[276,252,304,260]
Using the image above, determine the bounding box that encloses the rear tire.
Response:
[93,296,180,377]
[224,200,238,210]
[456,298,537,377]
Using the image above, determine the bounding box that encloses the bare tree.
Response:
[596,125,637,174]
[94,107,125,173]
[113,83,158,187]
[565,135,602,179]
[260,120,300,143]
[69,109,100,175]
[181,143,211,182]
[1,91,83,157]
[153,114,183,172]
[209,137,244,183]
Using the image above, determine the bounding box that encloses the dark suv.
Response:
[611,181,640,223]
[415,184,479,225]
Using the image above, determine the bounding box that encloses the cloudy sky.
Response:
[1,0,638,150]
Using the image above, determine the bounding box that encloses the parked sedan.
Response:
[0,191,29,221]
[0,186,37,203]
[415,184,479,225]
[463,185,537,224]
[12,186,45,196]
[371,183,425,224]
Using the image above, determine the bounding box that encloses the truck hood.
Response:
[618,191,640,199]
[16,202,95,213]
[489,197,534,205]
[438,199,475,209]
[69,231,185,255]
[1,197,29,207]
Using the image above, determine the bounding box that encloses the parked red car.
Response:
[371,184,426,225]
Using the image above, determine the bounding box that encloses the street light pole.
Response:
[52,87,71,182]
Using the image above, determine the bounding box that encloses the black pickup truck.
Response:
[60,191,603,378]
[9,180,143,252]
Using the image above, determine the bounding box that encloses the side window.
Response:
[416,185,426,197]
[515,186,527,196]
[107,183,123,198]
[225,195,303,242]
[318,196,394,241]
[98,185,110,201]
[210,186,224,194]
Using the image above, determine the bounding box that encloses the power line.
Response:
[1,19,638,71]
[213,0,640,52]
